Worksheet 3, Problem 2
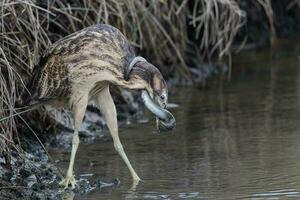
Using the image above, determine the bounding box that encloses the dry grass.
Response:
[191,0,246,59]
[0,0,247,161]
[256,0,277,46]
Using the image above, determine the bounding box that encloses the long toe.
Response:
[59,178,69,189]
[59,175,76,189]
[133,175,141,183]
[70,176,76,189]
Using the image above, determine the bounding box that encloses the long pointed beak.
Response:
[141,90,176,132]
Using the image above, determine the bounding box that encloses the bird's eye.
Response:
[160,95,165,100]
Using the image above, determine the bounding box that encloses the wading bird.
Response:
[22,24,176,189]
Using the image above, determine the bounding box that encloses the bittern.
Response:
[22,24,176,189]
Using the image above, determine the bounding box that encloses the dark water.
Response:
[51,43,300,199]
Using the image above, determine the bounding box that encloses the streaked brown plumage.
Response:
[25,24,137,105]
[23,24,174,189]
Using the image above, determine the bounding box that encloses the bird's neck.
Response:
[113,75,154,97]
[112,61,162,97]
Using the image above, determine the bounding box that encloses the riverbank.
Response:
[0,1,299,199]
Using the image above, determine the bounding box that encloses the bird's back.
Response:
[24,24,135,106]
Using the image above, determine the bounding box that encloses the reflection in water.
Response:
[50,43,300,199]
[62,192,75,200]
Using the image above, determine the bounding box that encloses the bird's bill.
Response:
[141,90,176,132]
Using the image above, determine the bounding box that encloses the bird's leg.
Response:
[96,86,141,183]
[59,95,88,189]
[59,130,78,189]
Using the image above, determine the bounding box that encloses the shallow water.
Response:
[51,43,300,199]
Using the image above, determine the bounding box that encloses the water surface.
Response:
[51,43,300,199]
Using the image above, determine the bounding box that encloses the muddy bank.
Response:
[0,142,121,200]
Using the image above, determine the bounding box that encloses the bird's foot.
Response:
[59,175,76,189]
[130,175,141,191]
[132,174,141,184]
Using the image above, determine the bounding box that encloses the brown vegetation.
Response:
[0,0,299,164]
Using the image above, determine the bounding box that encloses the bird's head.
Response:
[129,59,176,132]
[151,71,168,109]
